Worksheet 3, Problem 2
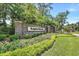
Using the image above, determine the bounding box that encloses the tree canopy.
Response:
[1,3,78,34]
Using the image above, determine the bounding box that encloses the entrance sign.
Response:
[28,27,45,31]
[15,21,55,35]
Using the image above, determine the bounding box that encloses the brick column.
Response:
[15,21,23,36]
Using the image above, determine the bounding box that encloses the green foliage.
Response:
[42,35,79,56]
[0,40,28,53]
[10,35,19,41]
[64,22,79,32]
[57,34,74,37]
[0,34,7,41]
[51,35,57,40]
[55,10,69,32]
[24,33,45,39]
[0,35,56,56]
[31,33,42,37]
[0,33,52,54]
[0,3,72,34]
[24,34,32,39]
[0,40,29,53]
[0,3,55,34]
[0,34,19,41]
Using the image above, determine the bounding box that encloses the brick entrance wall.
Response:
[15,21,55,35]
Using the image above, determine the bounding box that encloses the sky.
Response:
[50,3,79,24]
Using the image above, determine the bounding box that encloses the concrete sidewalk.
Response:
[73,34,79,37]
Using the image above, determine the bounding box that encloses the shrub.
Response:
[24,34,32,39]
[31,33,39,37]
[0,33,52,54]
[10,35,19,41]
[0,40,29,53]
[0,34,7,41]
[24,33,44,39]
[51,35,57,40]
[0,35,56,56]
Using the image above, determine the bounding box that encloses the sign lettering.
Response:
[28,27,45,31]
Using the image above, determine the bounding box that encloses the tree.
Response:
[55,10,69,32]
[0,3,55,34]
[76,22,79,31]
[35,3,54,26]
[36,3,53,16]
[0,4,25,34]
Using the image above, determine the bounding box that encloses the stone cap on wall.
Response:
[15,21,22,23]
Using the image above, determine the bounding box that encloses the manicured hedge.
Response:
[24,33,45,39]
[10,35,19,41]
[24,34,32,39]
[0,35,56,56]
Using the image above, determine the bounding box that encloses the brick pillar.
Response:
[47,26,51,33]
[15,21,23,38]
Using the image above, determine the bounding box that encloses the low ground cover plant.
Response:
[0,35,56,56]
[24,32,46,39]
[0,33,45,41]
[0,32,46,42]
[0,33,52,54]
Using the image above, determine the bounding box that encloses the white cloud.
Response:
[67,16,79,24]
[68,8,77,12]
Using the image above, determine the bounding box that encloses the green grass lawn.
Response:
[42,35,79,56]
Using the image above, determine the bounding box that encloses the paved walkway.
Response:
[73,34,79,37]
